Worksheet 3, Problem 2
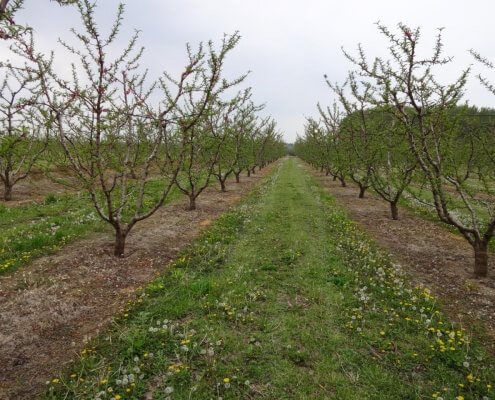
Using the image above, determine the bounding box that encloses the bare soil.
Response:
[0,169,79,206]
[0,165,275,400]
[310,168,495,353]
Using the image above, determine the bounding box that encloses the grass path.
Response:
[45,158,495,400]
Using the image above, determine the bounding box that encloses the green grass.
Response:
[42,158,494,400]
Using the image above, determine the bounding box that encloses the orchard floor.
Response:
[0,164,276,400]
[2,158,495,399]
[38,157,495,400]
[309,166,495,352]
[0,169,80,206]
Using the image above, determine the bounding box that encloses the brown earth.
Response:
[308,166,495,353]
[0,164,277,400]
[0,169,79,206]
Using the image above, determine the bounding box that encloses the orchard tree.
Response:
[328,73,377,197]
[317,103,348,186]
[175,94,247,210]
[0,0,76,40]
[368,112,417,219]
[211,88,257,191]
[0,64,48,200]
[16,1,244,256]
[244,116,269,177]
[232,113,266,180]
[345,23,495,277]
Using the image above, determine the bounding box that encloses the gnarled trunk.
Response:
[390,201,399,220]
[235,172,240,183]
[338,177,346,187]
[247,169,251,177]
[188,196,196,211]
[3,184,12,201]
[220,179,226,192]
[358,186,366,198]
[473,240,488,277]
[114,228,127,257]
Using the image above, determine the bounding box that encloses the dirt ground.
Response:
[1,169,79,206]
[0,165,275,400]
[310,168,495,353]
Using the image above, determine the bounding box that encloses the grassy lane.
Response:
[44,158,494,400]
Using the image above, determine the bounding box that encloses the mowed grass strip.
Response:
[43,158,495,400]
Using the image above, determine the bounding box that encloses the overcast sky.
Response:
[7,0,495,142]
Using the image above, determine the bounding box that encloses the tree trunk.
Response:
[325,170,329,176]
[259,165,262,171]
[247,169,251,177]
[251,166,256,174]
[114,229,127,257]
[358,186,366,198]
[390,202,399,220]
[320,166,324,172]
[333,176,337,181]
[235,172,240,183]
[338,177,346,187]
[188,195,196,211]
[3,184,12,201]
[220,179,226,192]
[473,241,488,277]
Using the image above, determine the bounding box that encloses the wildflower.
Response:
[164,387,174,394]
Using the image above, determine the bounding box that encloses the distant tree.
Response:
[317,103,348,187]
[212,89,262,189]
[175,94,246,210]
[0,64,48,200]
[328,73,377,198]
